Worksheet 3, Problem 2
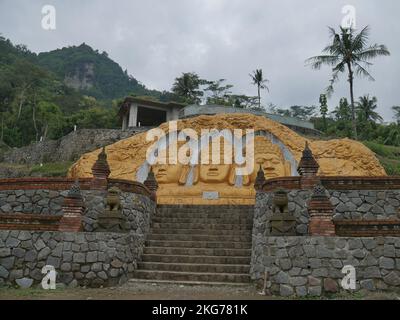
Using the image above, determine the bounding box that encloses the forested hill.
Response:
[0,36,174,148]
[37,43,160,101]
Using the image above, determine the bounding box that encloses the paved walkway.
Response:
[0,281,399,300]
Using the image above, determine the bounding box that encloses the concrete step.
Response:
[155,212,253,219]
[151,222,253,231]
[128,278,250,286]
[143,246,251,257]
[141,254,251,265]
[145,240,252,249]
[152,217,253,224]
[150,228,250,235]
[134,270,251,283]
[157,205,254,211]
[138,262,250,274]
[147,233,252,242]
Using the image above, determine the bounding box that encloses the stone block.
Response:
[275,271,289,284]
[384,245,396,258]
[308,286,322,296]
[280,284,294,297]
[360,279,376,291]
[379,257,395,270]
[73,253,85,264]
[383,271,400,286]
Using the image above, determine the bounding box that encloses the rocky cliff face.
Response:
[64,62,95,90]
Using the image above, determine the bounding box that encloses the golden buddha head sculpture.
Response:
[249,136,292,181]
[195,137,236,185]
[151,143,190,184]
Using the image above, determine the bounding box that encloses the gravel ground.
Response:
[0,281,399,300]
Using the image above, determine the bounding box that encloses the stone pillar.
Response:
[254,165,266,191]
[144,167,158,202]
[91,147,111,190]
[308,182,335,236]
[59,180,85,232]
[128,104,138,127]
[297,142,319,189]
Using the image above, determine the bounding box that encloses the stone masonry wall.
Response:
[0,230,142,288]
[0,189,156,234]
[331,190,400,220]
[250,236,400,297]
[1,128,142,165]
[254,189,400,239]
[254,190,312,237]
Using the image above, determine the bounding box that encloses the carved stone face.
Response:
[199,164,231,183]
[153,163,183,183]
[255,152,286,179]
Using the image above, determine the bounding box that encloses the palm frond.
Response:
[354,62,375,81]
[351,26,370,52]
[357,44,390,60]
[325,67,342,97]
[305,55,341,69]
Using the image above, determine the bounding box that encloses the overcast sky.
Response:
[1,0,399,121]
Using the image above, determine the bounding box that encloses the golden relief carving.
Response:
[68,113,386,205]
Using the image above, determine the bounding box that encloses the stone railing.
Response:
[320,176,400,190]
[0,177,156,233]
[0,177,152,198]
[334,220,400,237]
[261,176,400,192]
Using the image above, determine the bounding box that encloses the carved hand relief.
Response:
[67,113,387,204]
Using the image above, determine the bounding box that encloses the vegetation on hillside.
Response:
[0,36,175,148]
[37,43,162,101]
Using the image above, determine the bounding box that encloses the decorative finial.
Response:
[297,141,319,176]
[67,179,82,199]
[144,166,158,192]
[91,147,111,179]
[254,164,266,190]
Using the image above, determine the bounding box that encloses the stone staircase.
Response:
[133,205,254,285]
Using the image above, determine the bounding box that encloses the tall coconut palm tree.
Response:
[356,95,383,123]
[249,69,269,109]
[306,26,390,140]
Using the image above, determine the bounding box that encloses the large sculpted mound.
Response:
[68,114,386,204]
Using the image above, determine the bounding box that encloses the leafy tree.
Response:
[205,79,233,105]
[392,106,400,124]
[306,26,390,140]
[289,105,317,120]
[319,94,328,130]
[249,69,269,109]
[356,95,383,123]
[232,95,259,109]
[384,124,400,146]
[332,98,351,121]
[171,72,207,104]
[35,101,63,140]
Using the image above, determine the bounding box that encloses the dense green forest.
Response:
[37,43,164,101]
[0,36,177,147]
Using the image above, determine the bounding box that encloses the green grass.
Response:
[29,162,73,177]
[363,141,400,176]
